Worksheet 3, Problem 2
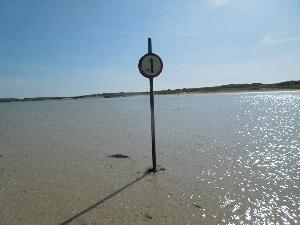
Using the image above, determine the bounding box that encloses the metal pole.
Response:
[148,38,157,172]
[148,37,152,53]
[149,78,156,172]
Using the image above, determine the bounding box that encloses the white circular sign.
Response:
[138,53,163,78]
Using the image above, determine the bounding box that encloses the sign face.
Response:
[138,53,163,78]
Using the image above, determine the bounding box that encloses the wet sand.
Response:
[0,92,299,224]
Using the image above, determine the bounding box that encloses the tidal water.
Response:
[0,91,299,225]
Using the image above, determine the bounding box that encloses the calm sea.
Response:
[0,91,299,225]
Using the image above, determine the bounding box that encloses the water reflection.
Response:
[199,93,299,224]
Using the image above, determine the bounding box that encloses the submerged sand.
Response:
[0,92,299,224]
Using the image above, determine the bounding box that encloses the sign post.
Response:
[138,38,163,172]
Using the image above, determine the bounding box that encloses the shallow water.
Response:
[0,91,299,225]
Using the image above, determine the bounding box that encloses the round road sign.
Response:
[138,53,163,78]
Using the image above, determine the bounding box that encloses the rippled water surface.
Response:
[195,93,300,224]
[0,91,299,225]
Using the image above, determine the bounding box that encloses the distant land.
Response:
[1,80,299,103]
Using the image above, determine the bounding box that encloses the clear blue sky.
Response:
[0,0,299,98]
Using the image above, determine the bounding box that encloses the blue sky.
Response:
[0,0,299,98]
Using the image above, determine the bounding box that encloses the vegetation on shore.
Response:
[1,80,299,103]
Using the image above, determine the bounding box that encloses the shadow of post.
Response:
[59,171,151,225]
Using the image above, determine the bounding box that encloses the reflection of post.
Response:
[148,38,156,172]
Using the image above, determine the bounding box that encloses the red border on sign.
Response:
[138,53,163,79]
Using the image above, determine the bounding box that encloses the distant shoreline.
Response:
[157,88,300,96]
[1,80,299,103]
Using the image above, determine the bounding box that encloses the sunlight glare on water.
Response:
[198,93,300,224]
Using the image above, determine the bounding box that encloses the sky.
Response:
[0,0,299,98]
